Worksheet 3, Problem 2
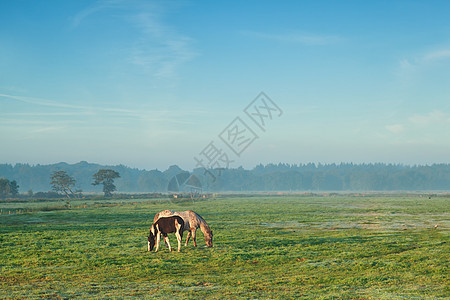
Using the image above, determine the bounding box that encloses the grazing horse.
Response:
[148,216,184,252]
[154,210,213,247]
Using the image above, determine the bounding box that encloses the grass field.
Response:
[1,194,448,299]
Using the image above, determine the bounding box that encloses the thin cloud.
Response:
[70,0,123,28]
[71,4,102,28]
[0,93,94,111]
[71,1,197,79]
[408,110,450,126]
[398,48,450,71]
[242,30,342,46]
[385,124,404,134]
[128,12,198,78]
[423,49,450,62]
[30,126,66,134]
[0,93,205,125]
[395,47,450,90]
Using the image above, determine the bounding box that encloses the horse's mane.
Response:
[188,210,212,234]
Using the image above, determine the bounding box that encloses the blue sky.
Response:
[1,0,449,170]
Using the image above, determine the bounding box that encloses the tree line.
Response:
[199,163,450,191]
[0,161,449,196]
[0,165,121,199]
[49,169,120,198]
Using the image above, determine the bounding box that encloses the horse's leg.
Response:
[164,235,172,252]
[176,229,182,252]
[185,231,191,246]
[192,229,197,247]
[155,232,161,252]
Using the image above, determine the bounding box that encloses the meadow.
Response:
[0,194,448,299]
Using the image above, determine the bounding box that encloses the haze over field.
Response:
[1,162,449,193]
[1,1,450,170]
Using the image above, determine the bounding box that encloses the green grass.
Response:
[1,194,448,299]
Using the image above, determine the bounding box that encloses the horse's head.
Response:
[147,233,155,251]
[147,224,158,251]
[205,230,213,247]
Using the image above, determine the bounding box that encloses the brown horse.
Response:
[154,210,213,247]
[148,216,184,252]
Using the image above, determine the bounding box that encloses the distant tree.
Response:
[0,178,11,198]
[50,171,76,198]
[92,169,120,197]
[0,178,19,198]
[9,180,19,196]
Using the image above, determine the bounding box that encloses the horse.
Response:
[154,210,213,247]
[148,216,184,252]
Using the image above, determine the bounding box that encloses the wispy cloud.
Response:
[30,126,66,134]
[128,12,197,78]
[0,93,204,125]
[242,30,342,46]
[423,49,450,62]
[71,1,197,79]
[398,47,450,74]
[385,124,404,134]
[408,110,450,126]
[381,110,450,140]
[0,93,95,112]
[70,0,123,28]
[395,47,450,93]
